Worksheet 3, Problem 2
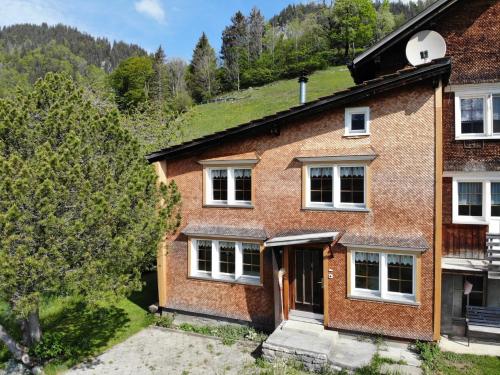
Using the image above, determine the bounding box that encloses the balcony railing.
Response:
[442,224,488,259]
[487,234,500,279]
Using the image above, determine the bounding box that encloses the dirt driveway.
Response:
[67,327,260,375]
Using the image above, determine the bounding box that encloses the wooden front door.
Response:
[294,248,323,313]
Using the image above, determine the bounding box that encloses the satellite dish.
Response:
[405,30,446,66]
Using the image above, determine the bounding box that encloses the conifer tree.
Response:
[0,73,181,365]
[187,33,218,102]
[248,7,265,62]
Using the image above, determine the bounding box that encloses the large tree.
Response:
[187,33,218,102]
[248,7,265,62]
[375,0,396,41]
[109,55,155,110]
[331,0,377,58]
[0,73,180,366]
[220,11,248,91]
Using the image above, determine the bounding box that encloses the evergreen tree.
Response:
[187,33,218,102]
[248,7,265,62]
[0,73,181,365]
[151,45,168,104]
[220,12,248,91]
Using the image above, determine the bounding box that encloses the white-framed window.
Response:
[452,177,500,225]
[350,250,416,303]
[305,164,367,210]
[345,107,370,136]
[189,238,261,285]
[454,89,500,139]
[205,167,252,206]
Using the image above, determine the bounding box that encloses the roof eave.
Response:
[146,59,451,163]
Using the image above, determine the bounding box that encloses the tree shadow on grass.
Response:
[128,271,158,310]
[42,299,130,366]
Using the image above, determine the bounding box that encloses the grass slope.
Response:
[182,66,353,142]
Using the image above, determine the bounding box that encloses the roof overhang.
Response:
[349,0,458,82]
[296,154,377,163]
[442,257,489,272]
[264,231,341,248]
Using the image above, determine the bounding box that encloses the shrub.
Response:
[31,332,70,361]
[154,314,174,328]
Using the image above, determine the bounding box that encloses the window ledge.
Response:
[188,273,262,287]
[203,204,254,209]
[452,217,489,225]
[303,206,370,213]
[347,293,420,307]
[455,135,500,141]
[343,133,371,138]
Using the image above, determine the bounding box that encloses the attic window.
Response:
[345,107,370,136]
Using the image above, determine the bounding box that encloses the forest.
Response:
[0,0,437,147]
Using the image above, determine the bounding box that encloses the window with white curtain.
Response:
[452,178,500,225]
[454,88,500,139]
[351,251,416,303]
[458,182,482,217]
[205,167,252,206]
[306,164,366,210]
[190,239,261,285]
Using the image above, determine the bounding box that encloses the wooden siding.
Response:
[442,224,488,259]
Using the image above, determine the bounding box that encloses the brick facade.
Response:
[162,83,437,340]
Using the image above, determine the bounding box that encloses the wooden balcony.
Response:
[442,224,488,259]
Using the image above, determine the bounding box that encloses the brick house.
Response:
[147,0,498,341]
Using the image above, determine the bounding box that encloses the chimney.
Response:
[298,75,308,104]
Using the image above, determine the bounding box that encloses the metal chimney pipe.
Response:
[298,75,308,104]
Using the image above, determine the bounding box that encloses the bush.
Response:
[154,314,174,328]
[31,332,70,361]
[414,340,442,374]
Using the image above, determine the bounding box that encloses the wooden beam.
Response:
[323,244,330,327]
[283,247,290,320]
[433,79,443,341]
[154,160,169,308]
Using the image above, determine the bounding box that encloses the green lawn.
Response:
[0,272,158,374]
[180,66,353,142]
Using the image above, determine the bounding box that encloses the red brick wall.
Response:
[163,83,436,339]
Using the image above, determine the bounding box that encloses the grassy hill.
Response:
[181,66,354,142]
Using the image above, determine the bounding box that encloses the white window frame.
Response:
[205,167,252,207]
[189,238,261,285]
[452,176,500,225]
[454,85,500,140]
[350,250,416,304]
[345,107,370,136]
[305,164,367,211]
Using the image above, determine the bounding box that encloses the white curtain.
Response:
[243,243,259,251]
[310,167,332,178]
[219,241,235,250]
[197,240,211,249]
[234,169,251,178]
[458,182,482,204]
[355,252,379,263]
[461,98,483,121]
[387,254,413,266]
[211,169,227,178]
[492,183,500,205]
[340,166,364,177]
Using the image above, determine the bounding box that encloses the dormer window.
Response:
[345,107,370,136]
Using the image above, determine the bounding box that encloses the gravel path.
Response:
[67,327,260,375]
